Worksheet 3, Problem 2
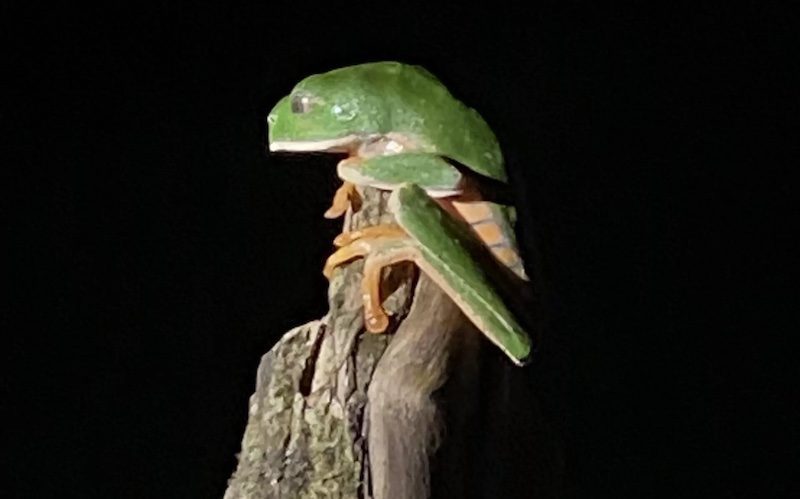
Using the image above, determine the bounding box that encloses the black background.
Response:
[6,2,791,498]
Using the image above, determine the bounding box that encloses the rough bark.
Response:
[224,186,559,499]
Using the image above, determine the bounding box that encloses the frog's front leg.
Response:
[323,180,358,219]
[324,152,463,221]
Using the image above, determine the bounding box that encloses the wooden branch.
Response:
[224,186,560,499]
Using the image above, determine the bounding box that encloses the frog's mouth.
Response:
[269,134,362,153]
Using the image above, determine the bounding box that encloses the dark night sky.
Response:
[6,2,791,498]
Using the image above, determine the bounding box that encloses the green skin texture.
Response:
[268,61,531,365]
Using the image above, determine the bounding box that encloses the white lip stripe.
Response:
[269,135,360,152]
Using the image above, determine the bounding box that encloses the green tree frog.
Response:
[267,61,534,366]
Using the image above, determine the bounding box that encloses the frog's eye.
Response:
[290,93,314,114]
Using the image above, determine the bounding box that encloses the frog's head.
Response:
[267,61,506,181]
[267,62,405,153]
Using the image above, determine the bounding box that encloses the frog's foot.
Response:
[323,233,418,333]
[323,180,361,219]
[324,157,364,219]
[333,223,406,247]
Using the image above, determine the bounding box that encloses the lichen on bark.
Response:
[224,187,422,499]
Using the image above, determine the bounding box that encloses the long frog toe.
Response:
[333,223,406,247]
[363,295,390,333]
[359,243,419,334]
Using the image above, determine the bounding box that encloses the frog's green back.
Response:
[295,61,506,182]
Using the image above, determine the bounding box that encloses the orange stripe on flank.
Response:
[452,201,494,222]
[472,222,505,247]
[491,246,520,266]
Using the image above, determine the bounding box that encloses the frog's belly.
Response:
[450,200,528,280]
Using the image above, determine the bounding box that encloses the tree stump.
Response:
[224,186,560,499]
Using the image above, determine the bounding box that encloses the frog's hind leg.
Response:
[361,244,419,333]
